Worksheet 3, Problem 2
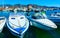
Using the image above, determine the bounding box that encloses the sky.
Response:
[0,0,60,7]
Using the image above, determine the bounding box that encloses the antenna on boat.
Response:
[3,0,4,11]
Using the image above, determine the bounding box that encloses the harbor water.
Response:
[0,22,60,38]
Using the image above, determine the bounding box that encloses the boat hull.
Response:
[27,16,57,30]
[0,17,6,33]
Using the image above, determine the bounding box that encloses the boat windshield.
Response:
[32,12,46,19]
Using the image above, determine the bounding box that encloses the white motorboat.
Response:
[0,17,6,33]
[7,13,29,36]
[27,12,57,30]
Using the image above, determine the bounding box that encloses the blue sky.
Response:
[0,0,60,7]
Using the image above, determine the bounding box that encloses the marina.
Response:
[0,0,60,38]
[0,4,60,38]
